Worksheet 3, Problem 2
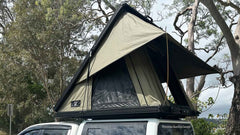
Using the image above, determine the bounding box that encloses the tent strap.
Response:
[82,53,92,111]
[164,32,170,105]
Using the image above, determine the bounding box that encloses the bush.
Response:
[191,119,215,135]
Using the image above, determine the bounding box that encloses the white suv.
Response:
[18,118,194,135]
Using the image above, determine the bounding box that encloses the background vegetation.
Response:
[0,0,239,134]
[0,0,154,134]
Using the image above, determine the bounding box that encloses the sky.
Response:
[151,0,234,118]
[199,85,234,117]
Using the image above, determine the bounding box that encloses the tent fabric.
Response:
[78,12,165,83]
[146,45,194,109]
[143,36,218,82]
[163,36,217,79]
[54,4,218,116]
[125,48,169,106]
[91,59,140,110]
[59,79,92,112]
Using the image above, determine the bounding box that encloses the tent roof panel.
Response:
[78,13,164,82]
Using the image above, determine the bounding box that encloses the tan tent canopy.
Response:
[78,13,165,83]
[54,4,218,119]
[77,13,216,83]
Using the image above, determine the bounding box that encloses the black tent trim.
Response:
[54,3,219,113]
[55,105,199,119]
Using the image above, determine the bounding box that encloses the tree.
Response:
[5,0,89,108]
[0,0,14,38]
[165,0,239,134]
[0,0,157,133]
[0,46,54,133]
[199,1,240,134]
[1,0,86,133]
[5,0,156,109]
[164,0,229,113]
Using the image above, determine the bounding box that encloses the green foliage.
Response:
[190,114,228,135]
[1,0,85,133]
[6,0,86,105]
[0,61,53,133]
[190,97,215,113]
[213,129,225,135]
[0,0,156,134]
[191,119,215,135]
[213,113,227,134]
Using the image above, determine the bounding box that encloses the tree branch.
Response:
[102,0,116,11]
[4,6,14,22]
[216,0,240,14]
[200,0,239,74]
[196,45,233,95]
[173,6,192,36]
[220,70,234,86]
[195,47,212,53]
[206,36,224,63]
[97,0,110,23]
[195,75,206,98]
[0,23,4,29]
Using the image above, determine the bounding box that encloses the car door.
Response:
[19,125,71,135]
[20,129,42,135]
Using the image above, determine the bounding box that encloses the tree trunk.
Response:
[200,0,240,134]
[186,0,199,103]
[226,18,240,135]
[186,77,195,98]
[195,75,206,98]
[200,0,240,74]
[226,75,240,135]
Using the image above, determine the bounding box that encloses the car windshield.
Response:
[158,123,194,135]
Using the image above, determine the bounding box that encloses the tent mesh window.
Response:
[91,58,140,110]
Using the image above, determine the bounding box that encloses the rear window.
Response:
[82,122,147,135]
[42,129,69,135]
[22,130,41,135]
[158,123,194,135]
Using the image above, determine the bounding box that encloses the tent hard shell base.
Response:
[55,105,199,119]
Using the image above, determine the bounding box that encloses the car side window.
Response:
[23,130,41,135]
[158,123,194,135]
[83,122,147,135]
[42,129,69,135]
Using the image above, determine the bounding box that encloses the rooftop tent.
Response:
[54,4,218,119]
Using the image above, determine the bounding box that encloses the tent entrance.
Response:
[91,46,170,110]
[92,59,140,110]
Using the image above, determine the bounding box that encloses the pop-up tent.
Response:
[54,4,218,119]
